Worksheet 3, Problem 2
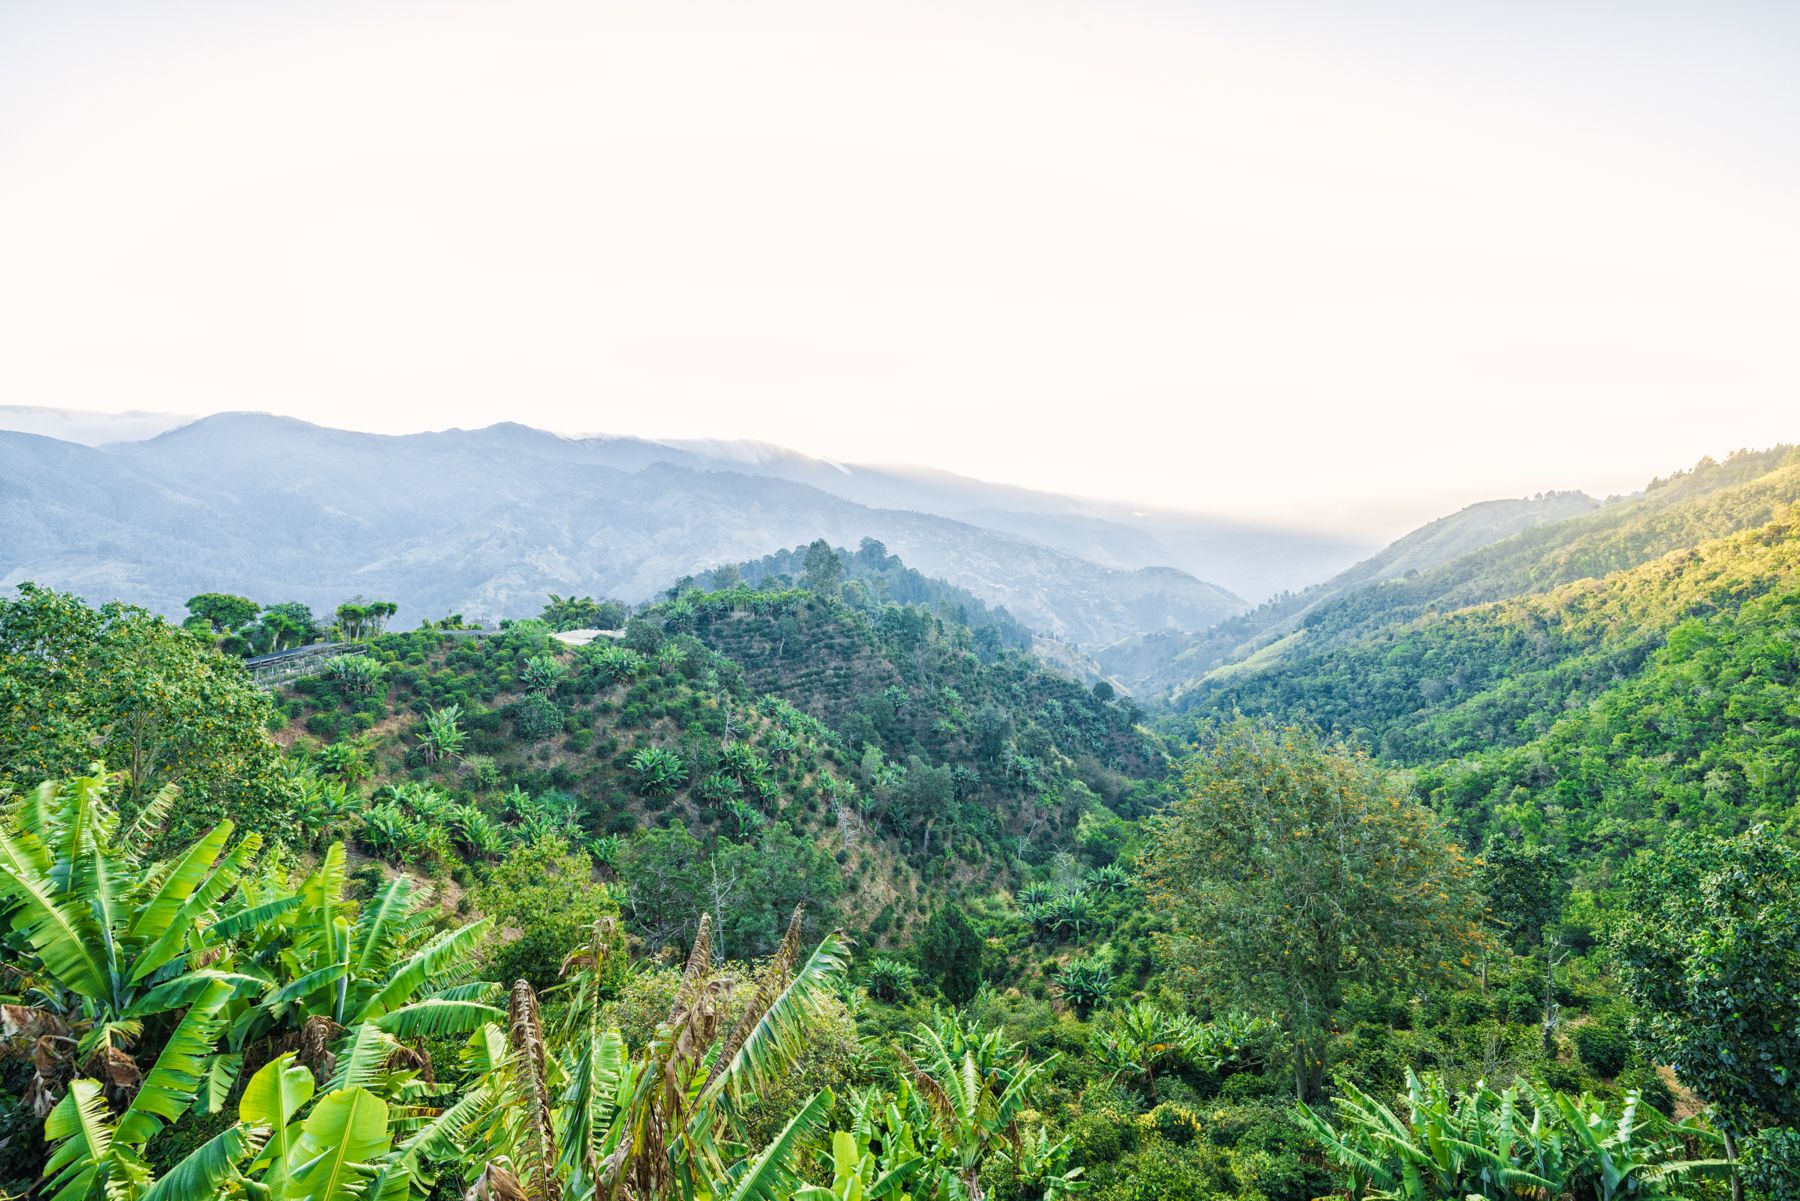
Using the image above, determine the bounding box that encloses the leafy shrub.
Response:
[865,956,919,1002]
[513,694,565,742]
[1574,1013,1633,1078]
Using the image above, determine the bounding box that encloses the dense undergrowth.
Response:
[4,484,1799,1198]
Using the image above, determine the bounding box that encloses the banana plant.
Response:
[464,907,851,1200]
[229,843,501,1053]
[0,771,268,1113]
[793,1128,925,1201]
[43,1029,492,1201]
[894,1017,1051,1201]
[1091,1001,1201,1104]
[1297,1070,1729,1201]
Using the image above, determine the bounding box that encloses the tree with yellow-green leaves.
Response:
[1141,717,1487,1103]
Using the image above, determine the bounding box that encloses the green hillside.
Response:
[5,487,1798,1200]
[1145,447,1800,703]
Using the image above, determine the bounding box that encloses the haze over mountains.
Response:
[0,410,1284,645]
[8,407,1785,704]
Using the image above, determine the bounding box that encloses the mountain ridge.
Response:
[0,414,1247,646]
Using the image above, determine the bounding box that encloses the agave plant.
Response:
[0,771,266,1115]
[1297,1070,1729,1201]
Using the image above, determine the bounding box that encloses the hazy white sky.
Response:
[2,0,1795,537]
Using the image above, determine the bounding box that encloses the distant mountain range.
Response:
[0,406,1371,602]
[0,410,1282,646]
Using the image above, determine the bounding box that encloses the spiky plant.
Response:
[864,957,919,1004]
[1050,958,1113,1017]
[419,705,467,766]
[1082,864,1131,895]
[629,748,688,799]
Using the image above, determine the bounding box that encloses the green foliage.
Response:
[1141,718,1486,1101]
[919,906,984,1004]
[416,703,466,765]
[1299,1070,1727,1201]
[476,836,620,990]
[0,584,296,846]
[322,654,386,695]
[1611,827,1800,1143]
[538,593,628,632]
[1052,958,1114,1017]
[629,745,687,797]
[865,956,919,1003]
[511,693,564,742]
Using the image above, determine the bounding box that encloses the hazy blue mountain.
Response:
[0,413,1246,645]
[641,443,1372,599]
[0,406,1369,602]
[0,404,195,445]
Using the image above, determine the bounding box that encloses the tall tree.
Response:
[182,593,260,635]
[0,584,295,846]
[918,905,984,1005]
[1612,826,1800,1201]
[801,539,845,596]
[1140,718,1485,1102]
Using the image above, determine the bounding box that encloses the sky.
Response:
[1,0,1795,539]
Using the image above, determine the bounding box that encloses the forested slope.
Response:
[1125,448,1800,701]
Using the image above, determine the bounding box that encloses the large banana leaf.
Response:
[243,1052,318,1199]
[116,976,235,1143]
[0,855,109,1000]
[283,1086,392,1201]
[140,1123,270,1201]
[132,828,263,981]
[723,1088,835,1201]
[353,918,495,1024]
[374,997,506,1038]
[125,819,235,946]
[41,1080,114,1201]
